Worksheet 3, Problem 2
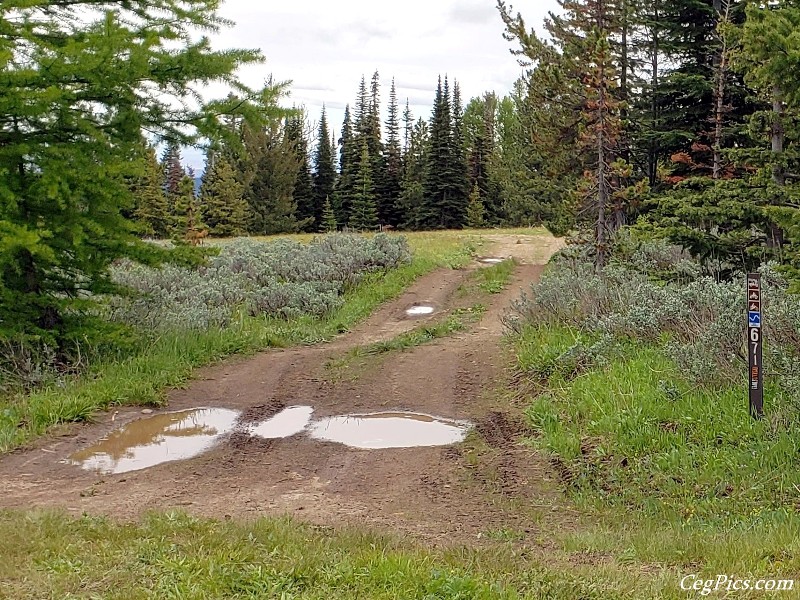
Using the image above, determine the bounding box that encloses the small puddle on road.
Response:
[308,412,470,449]
[406,305,435,317]
[478,257,505,264]
[67,408,239,475]
[248,406,314,439]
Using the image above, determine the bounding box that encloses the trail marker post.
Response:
[747,273,764,419]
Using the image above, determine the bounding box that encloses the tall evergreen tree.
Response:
[350,141,379,230]
[313,106,337,228]
[335,104,358,224]
[420,77,468,229]
[285,113,315,231]
[132,144,171,238]
[246,123,311,235]
[380,79,403,226]
[174,169,205,243]
[398,118,430,230]
[200,151,249,237]
[161,143,185,202]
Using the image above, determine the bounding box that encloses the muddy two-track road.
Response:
[0,234,566,545]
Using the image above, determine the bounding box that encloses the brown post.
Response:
[747,274,764,419]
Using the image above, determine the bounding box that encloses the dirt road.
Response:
[0,234,566,544]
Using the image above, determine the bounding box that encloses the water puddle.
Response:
[308,412,470,449]
[248,406,314,439]
[67,408,239,474]
[406,305,435,317]
[479,257,505,264]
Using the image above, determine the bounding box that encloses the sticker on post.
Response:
[749,312,762,328]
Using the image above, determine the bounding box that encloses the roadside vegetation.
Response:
[508,234,800,588]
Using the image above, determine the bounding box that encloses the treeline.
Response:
[498,0,800,273]
[131,72,537,237]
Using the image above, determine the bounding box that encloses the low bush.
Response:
[507,251,800,392]
[108,234,411,330]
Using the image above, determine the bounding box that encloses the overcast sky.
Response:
[186,0,557,169]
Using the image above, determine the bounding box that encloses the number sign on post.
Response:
[747,273,764,419]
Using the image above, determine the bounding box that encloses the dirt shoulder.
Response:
[0,233,567,546]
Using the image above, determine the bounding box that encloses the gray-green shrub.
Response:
[108,234,411,331]
[507,253,800,393]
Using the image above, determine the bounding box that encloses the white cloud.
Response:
[184,0,557,170]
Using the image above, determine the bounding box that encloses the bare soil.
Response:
[0,233,568,545]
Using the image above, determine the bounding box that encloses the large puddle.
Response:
[308,412,470,449]
[67,408,239,474]
[247,406,314,438]
[406,305,435,317]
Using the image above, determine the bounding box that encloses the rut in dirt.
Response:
[0,235,567,544]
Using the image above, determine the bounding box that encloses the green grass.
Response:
[0,510,692,599]
[0,233,475,453]
[475,258,516,294]
[513,323,800,582]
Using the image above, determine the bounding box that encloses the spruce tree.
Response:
[247,123,311,235]
[320,197,338,233]
[0,0,283,339]
[398,117,430,230]
[380,79,403,226]
[349,142,379,230]
[174,170,206,243]
[132,144,171,238]
[161,143,185,199]
[466,183,485,228]
[420,76,467,229]
[200,152,249,237]
[286,114,315,231]
[313,107,337,227]
[334,105,358,224]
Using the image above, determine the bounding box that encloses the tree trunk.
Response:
[648,4,660,187]
[712,0,730,180]
[772,85,786,187]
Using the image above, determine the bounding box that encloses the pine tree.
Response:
[132,144,171,238]
[349,142,379,230]
[161,143,185,200]
[313,107,337,228]
[320,197,338,232]
[449,81,471,224]
[334,105,358,224]
[380,78,403,226]
[200,151,249,237]
[0,0,283,339]
[286,114,315,231]
[466,183,485,228]
[398,117,430,230]
[420,76,468,229]
[246,123,312,235]
[174,170,206,243]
